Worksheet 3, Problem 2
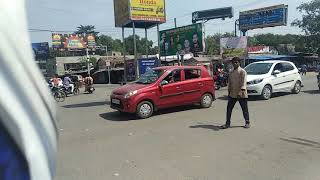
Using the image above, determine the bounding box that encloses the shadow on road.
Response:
[99,111,137,121]
[189,124,245,131]
[100,105,200,121]
[303,90,320,95]
[217,95,262,101]
[63,101,110,108]
[280,137,320,148]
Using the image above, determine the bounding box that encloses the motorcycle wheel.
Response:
[73,88,80,95]
[54,91,66,102]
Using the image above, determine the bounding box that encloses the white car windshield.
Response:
[245,63,273,75]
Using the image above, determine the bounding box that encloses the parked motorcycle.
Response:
[214,73,228,90]
[85,85,95,94]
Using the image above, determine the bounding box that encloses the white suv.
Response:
[245,60,302,100]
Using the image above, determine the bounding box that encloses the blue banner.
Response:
[138,58,159,75]
[32,42,49,60]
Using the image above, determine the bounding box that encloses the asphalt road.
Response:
[56,74,320,180]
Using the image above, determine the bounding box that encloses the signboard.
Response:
[114,0,130,27]
[86,34,96,49]
[32,42,50,60]
[52,34,63,49]
[159,23,204,56]
[248,46,271,54]
[130,0,166,22]
[64,34,86,49]
[239,4,288,31]
[138,58,159,75]
[220,37,247,58]
[192,7,233,24]
[113,0,166,28]
[126,59,136,81]
[51,34,96,50]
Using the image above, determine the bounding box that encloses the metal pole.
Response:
[133,21,138,79]
[234,20,238,37]
[122,27,127,84]
[157,24,161,66]
[108,66,111,84]
[174,18,177,28]
[145,28,148,59]
[86,47,90,76]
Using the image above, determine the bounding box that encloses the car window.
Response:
[273,63,284,73]
[184,69,201,80]
[282,63,295,72]
[163,70,181,84]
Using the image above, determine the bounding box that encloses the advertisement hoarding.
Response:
[239,4,288,31]
[126,59,136,81]
[138,58,159,75]
[130,0,166,23]
[192,7,233,24]
[114,0,130,27]
[159,23,204,56]
[51,34,96,50]
[32,42,50,60]
[220,37,248,58]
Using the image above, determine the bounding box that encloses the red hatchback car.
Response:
[110,66,215,118]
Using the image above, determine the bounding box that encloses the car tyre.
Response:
[136,101,154,119]
[200,93,213,108]
[261,85,272,100]
[292,81,301,94]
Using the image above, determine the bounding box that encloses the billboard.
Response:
[138,58,159,75]
[113,0,166,28]
[51,34,96,50]
[239,4,288,31]
[220,37,247,58]
[32,42,50,60]
[159,23,204,56]
[130,0,166,22]
[126,59,136,81]
[192,7,233,24]
[114,0,130,27]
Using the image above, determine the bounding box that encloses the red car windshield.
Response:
[136,69,165,84]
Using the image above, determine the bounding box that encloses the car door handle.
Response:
[198,83,204,86]
[176,86,181,89]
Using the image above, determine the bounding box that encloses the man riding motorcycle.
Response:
[63,74,75,95]
[84,75,95,93]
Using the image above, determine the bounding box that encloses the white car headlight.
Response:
[248,79,264,85]
[124,90,138,99]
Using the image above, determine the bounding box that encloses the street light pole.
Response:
[86,47,90,76]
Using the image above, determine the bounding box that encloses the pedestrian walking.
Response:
[221,57,250,129]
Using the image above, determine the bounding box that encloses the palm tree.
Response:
[75,25,99,36]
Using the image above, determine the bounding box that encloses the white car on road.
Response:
[245,60,302,100]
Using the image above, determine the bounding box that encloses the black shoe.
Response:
[220,124,230,129]
[244,123,250,129]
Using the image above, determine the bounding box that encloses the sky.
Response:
[26,0,310,45]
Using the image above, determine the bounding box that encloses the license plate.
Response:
[112,99,120,105]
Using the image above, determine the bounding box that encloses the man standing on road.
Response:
[221,57,250,129]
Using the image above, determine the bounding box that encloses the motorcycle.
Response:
[61,84,80,96]
[49,86,66,102]
[214,73,228,90]
[85,85,95,94]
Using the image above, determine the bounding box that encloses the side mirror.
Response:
[160,80,169,86]
[273,70,281,75]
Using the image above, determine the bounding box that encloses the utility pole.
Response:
[133,21,138,79]
[86,47,90,76]
[122,27,127,84]
[174,18,177,28]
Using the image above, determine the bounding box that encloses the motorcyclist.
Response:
[84,74,94,92]
[63,74,74,94]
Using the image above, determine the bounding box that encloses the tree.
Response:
[292,0,320,54]
[75,25,99,37]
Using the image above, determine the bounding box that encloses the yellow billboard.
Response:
[130,0,166,22]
